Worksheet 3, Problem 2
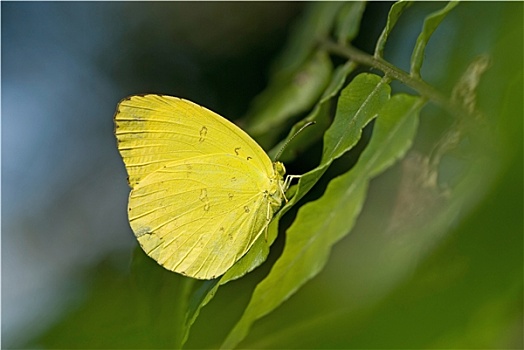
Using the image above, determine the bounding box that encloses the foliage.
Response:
[28,1,522,349]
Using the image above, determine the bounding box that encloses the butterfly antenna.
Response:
[274,121,316,161]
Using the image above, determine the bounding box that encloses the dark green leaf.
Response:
[335,2,367,45]
[410,1,459,77]
[245,51,332,144]
[374,0,414,58]
[270,2,345,79]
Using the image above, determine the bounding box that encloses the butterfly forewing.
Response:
[115,95,272,188]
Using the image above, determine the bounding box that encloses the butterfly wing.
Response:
[114,95,273,188]
[114,95,282,279]
[129,154,276,279]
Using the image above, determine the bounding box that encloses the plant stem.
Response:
[322,40,468,119]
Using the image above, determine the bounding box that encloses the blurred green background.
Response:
[2,2,522,349]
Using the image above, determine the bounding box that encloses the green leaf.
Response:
[245,51,333,144]
[335,2,367,45]
[222,85,422,350]
[129,249,197,349]
[374,0,414,58]
[321,74,390,164]
[269,2,345,80]
[181,279,220,347]
[410,1,460,77]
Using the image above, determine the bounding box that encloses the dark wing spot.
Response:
[199,188,208,201]
[135,226,152,237]
[244,206,250,213]
[200,189,210,211]
[199,126,208,143]
[247,156,252,161]
[234,147,241,155]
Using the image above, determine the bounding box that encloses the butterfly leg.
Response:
[284,174,302,190]
[279,181,289,203]
[281,174,303,202]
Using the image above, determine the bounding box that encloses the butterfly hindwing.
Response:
[128,154,275,279]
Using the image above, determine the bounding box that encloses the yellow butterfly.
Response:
[114,95,292,279]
